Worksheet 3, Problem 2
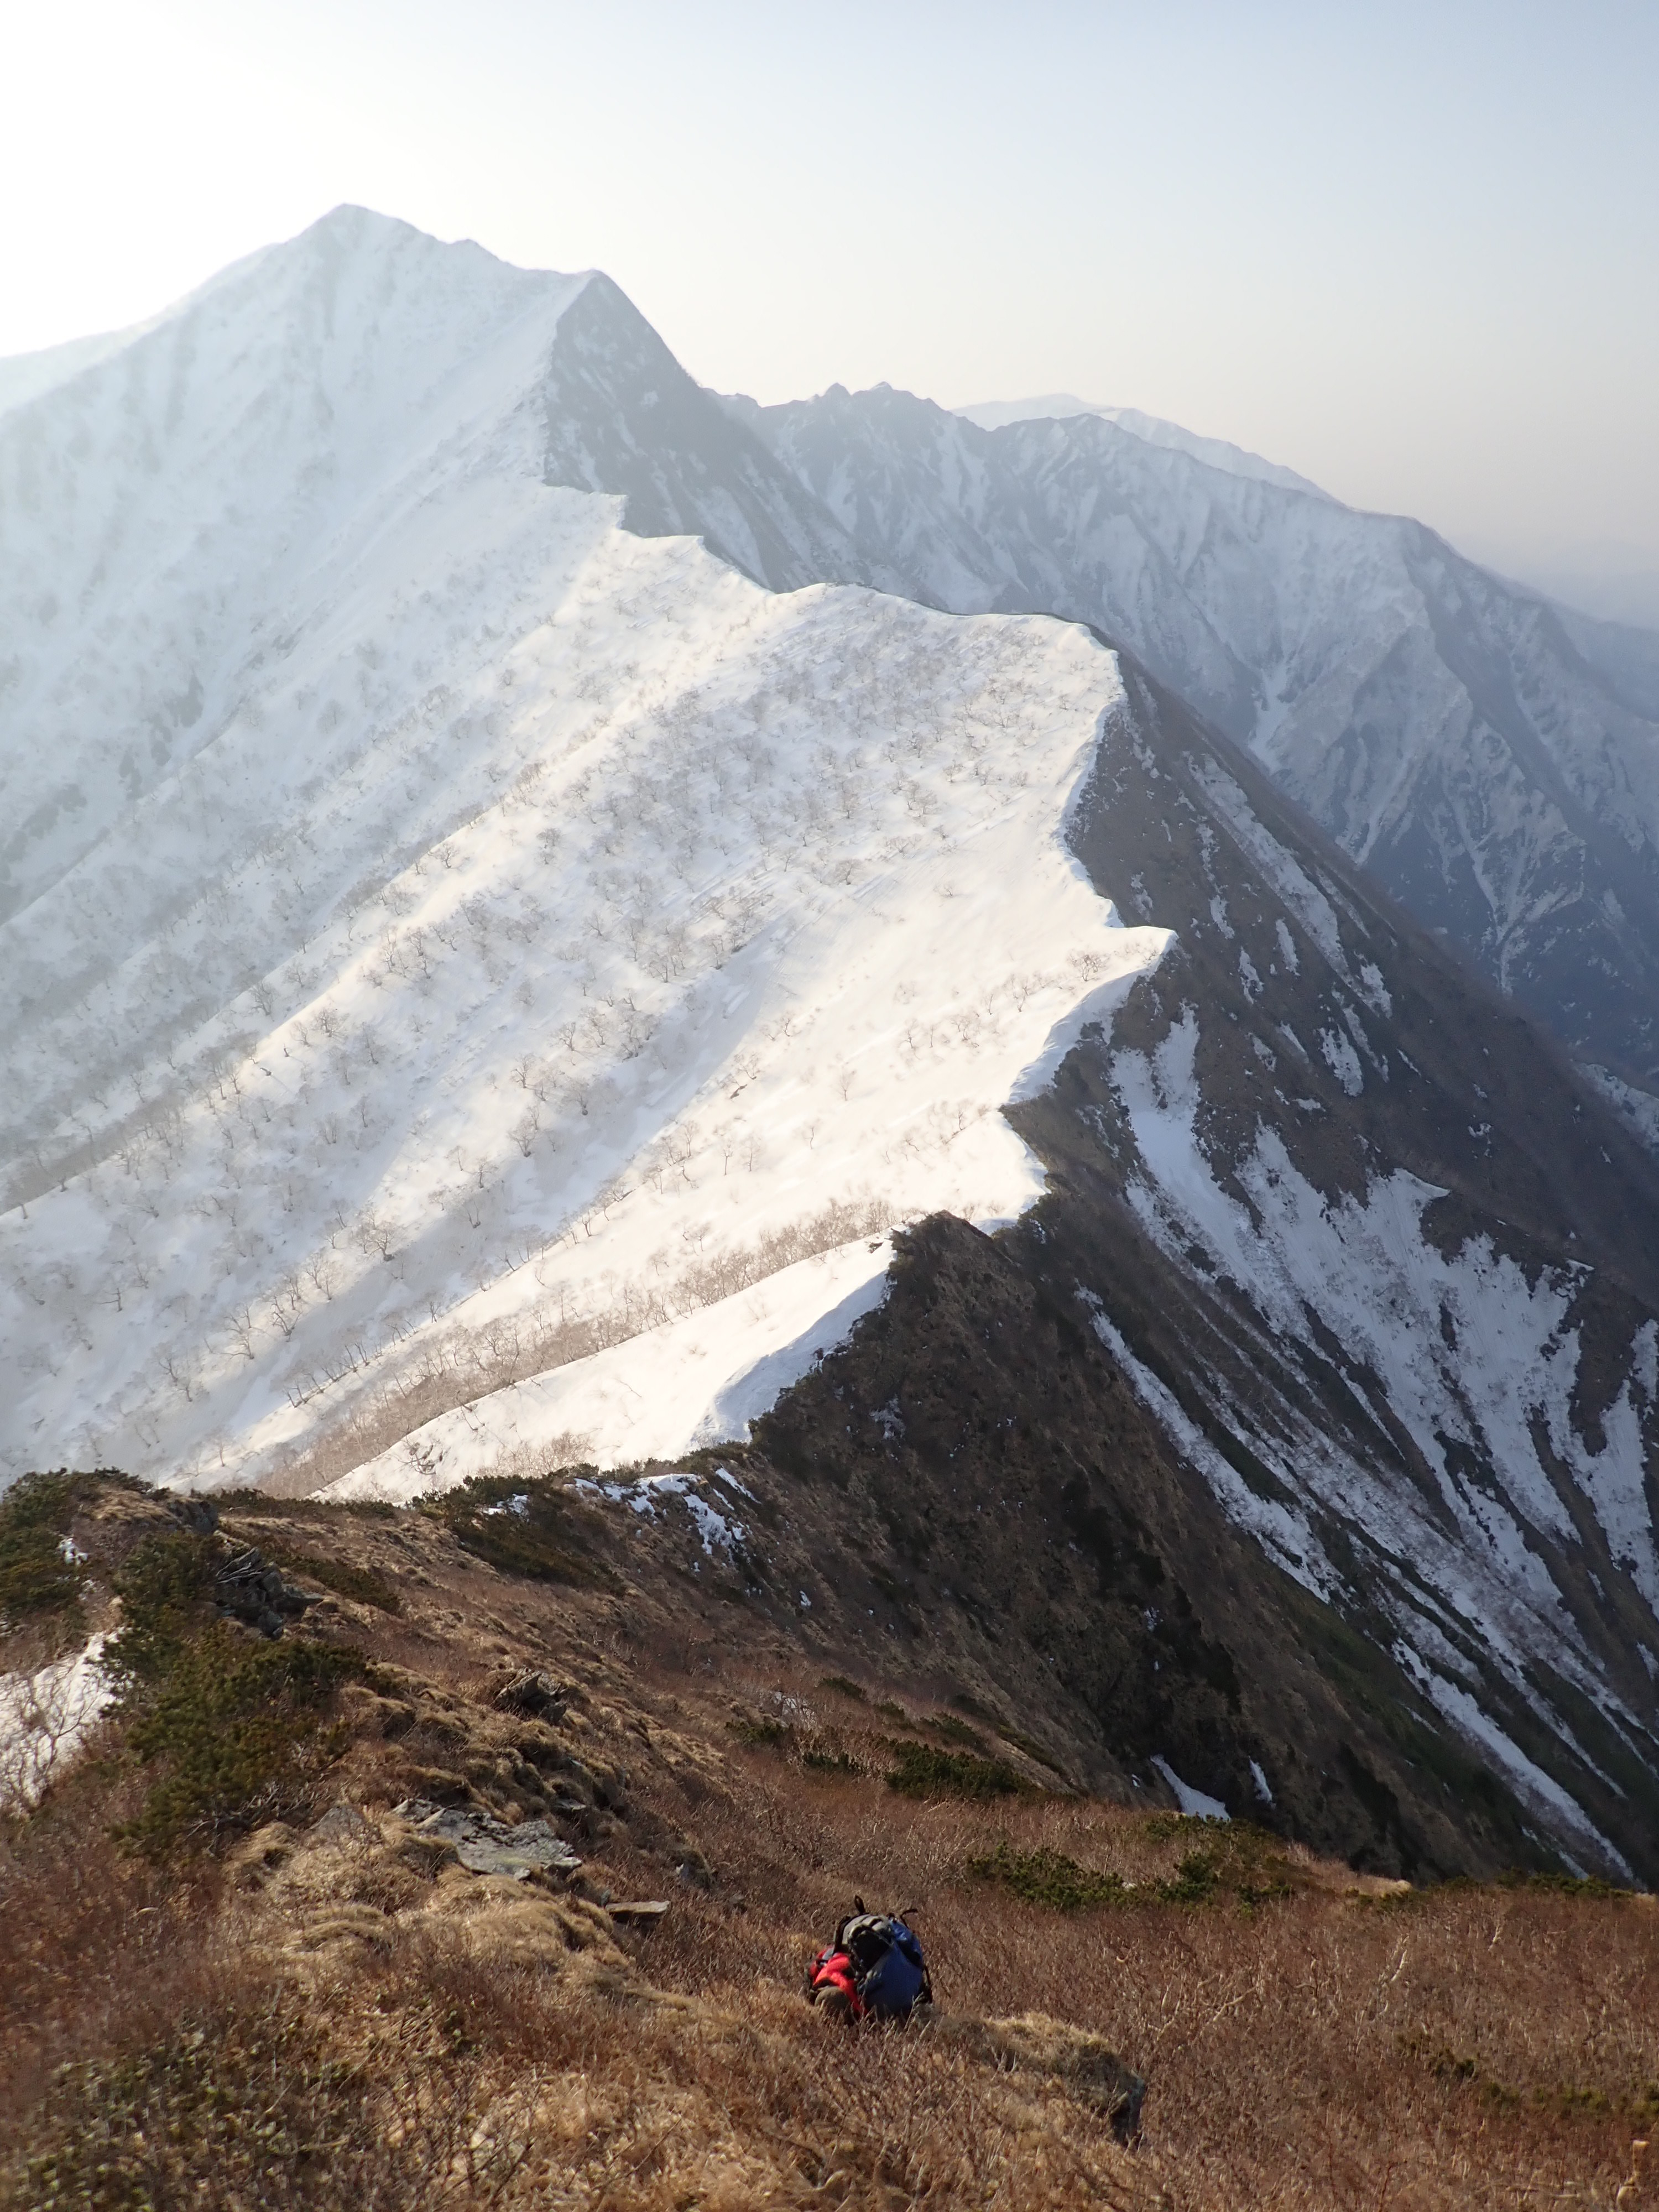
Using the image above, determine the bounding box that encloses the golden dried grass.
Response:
[3,1527,1656,2209]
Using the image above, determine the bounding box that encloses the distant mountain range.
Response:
[3,207,1658,1882]
[954,392,1334,499]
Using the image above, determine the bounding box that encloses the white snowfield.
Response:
[754,376,1659,1088]
[0,208,1167,1499]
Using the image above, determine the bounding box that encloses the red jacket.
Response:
[807,1945,863,2015]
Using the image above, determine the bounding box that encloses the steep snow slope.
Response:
[0,328,138,421]
[0,208,587,931]
[0,208,1165,1493]
[377,271,1659,1095]
[723,388,1659,1090]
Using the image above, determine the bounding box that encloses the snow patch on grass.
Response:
[0,1632,111,1811]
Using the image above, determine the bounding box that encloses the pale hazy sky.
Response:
[4,0,1656,602]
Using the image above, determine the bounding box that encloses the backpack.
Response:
[807,1898,932,2021]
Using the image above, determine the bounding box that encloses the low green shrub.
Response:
[817,1674,867,1702]
[422,1474,617,1587]
[973,1821,1297,1911]
[1158,1849,1221,1905]
[928,1714,988,1752]
[968,1840,1127,1910]
[12,2003,392,2209]
[104,1533,367,1856]
[728,1716,792,1749]
[103,1532,216,1685]
[260,1543,401,1614]
[1496,1869,1626,1901]
[801,1746,862,1775]
[885,1742,1029,1800]
[208,1488,397,1520]
[0,1468,138,1632]
[1141,1816,1297,1905]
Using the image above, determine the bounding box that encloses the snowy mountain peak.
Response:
[0,214,592,928]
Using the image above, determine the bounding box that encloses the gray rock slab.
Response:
[391,1799,582,1881]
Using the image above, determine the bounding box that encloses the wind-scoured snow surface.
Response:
[0,208,1166,1498]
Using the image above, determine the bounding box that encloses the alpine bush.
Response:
[968,1839,1128,1910]
[105,1533,366,1856]
[885,1741,1029,1799]
[423,1474,617,1587]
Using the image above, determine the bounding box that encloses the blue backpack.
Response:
[833,1906,931,2019]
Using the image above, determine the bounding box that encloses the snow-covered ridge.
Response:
[0,330,138,421]
[6,207,1658,1874]
[0,205,590,931]
[954,394,1332,499]
[0,208,1166,1496]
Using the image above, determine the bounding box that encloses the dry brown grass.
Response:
[596,1668,1659,2211]
[4,1494,1656,2210]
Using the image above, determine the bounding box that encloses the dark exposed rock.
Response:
[753,1216,1537,1880]
[212,1546,311,1638]
[492,1669,571,1722]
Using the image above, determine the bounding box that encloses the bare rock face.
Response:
[389,1799,583,1882]
[491,1670,572,1723]
[221,1794,628,1983]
